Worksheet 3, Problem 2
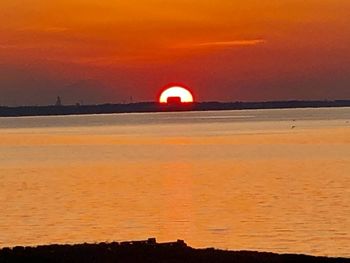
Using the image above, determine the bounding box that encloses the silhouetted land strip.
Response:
[1,239,349,263]
[1,100,350,117]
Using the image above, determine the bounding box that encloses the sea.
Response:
[0,107,349,257]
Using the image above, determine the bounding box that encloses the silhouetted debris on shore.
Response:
[0,100,350,117]
[0,238,349,263]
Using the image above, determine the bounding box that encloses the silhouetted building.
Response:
[167,96,182,104]
[55,96,62,106]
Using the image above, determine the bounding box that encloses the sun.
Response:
[159,85,194,104]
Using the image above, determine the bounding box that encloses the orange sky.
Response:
[0,0,349,105]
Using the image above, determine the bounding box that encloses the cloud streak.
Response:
[174,39,266,49]
[195,39,266,47]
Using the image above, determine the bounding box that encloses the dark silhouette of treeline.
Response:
[0,100,349,117]
[0,239,348,263]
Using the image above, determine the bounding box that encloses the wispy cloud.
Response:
[0,44,18,49]
[17,26,69,33]
[174,39,266,49]
[196,39,266,47]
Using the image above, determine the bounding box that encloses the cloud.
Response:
[196,39,266,47]
[17,26,69,33]
[174,39,266,49]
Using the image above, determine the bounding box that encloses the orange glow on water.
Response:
[159,86,194,103]
[0,118,349,256]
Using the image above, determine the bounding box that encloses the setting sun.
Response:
[159,86,194,104]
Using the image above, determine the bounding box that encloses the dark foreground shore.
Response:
[1,100,350,117]
[1,239,349,263]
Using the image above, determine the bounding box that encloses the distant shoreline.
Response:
[1,239,348,263]
[0,100,350,117]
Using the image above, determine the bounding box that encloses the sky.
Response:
[0,0,349,105]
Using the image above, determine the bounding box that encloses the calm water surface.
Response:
[0,108,349,257]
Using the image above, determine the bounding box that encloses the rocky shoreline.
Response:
[1,238,349,263]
